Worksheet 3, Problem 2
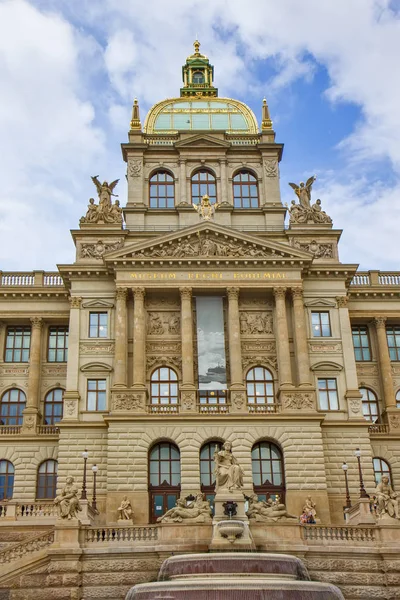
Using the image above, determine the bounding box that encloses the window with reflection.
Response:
[89,312,108,338]
[311,312,331,337]
[396,389,400,409]
[0,389,26,426]
[233,171,259,208]
[0,460,14,500]
[5,326,31,362]
[251,441,285,502]
[48,326,68,362]
[191,170,216,205]
[318,378,339,410]
[36,460,58,499]
[192,71,205,84]
[44,389,64,425]
[373,457,392,486]
[352,326,371,361]
[360,387,379,422]
[200,441,220,514]
[149,171,175,208]
[87,379,107,411]
[246,367,275,408]
[150,368,178,411]
[149,442,181,523]
[386,326,400,361]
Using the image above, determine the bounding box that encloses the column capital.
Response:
[115,287,128,301]
[336,295,349,308]
[179,287,192,300]
[30,317,43,330]
[374,316,387,328]
[132,287,146,301]
[226,287,240,301]
[68,296,82,309]
[291,286,303,300]
[273,286,287,299]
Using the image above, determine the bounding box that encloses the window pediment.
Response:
[80,362,113,373]
[311,361,343,372]
[82,299,114,309]
[304,298,336,308]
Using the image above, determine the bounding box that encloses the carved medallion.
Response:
[283,392,314,410]
[264,160,278,178]
[128,160,142,178]
[349,399,362,414]
[112,393,144,411]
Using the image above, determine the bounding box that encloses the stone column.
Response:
[273,287,292,387]
[63,296,82,421]
[179,287,196,412]
[291,287,311,386]
[216,176,222,205]
[132,287,146,388]
[23,317,43,431]
[336,296,363,419]
[375,317,396,409]
[179,159,186,204]
[220,160,228,204]
[113,288,128,388]
[227,287,246,412]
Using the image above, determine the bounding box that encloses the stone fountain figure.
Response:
[157,493,212,523]
[214,441,244,492]
[246,493,297,522]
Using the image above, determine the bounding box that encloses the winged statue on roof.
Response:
[288,175,316,209]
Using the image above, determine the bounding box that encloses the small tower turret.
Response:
[180,40,218,97]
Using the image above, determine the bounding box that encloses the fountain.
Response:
[125,552,344,599]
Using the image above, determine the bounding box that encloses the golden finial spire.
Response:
[193,39,201,56]
[130,98,142,131]
[261,98,273,130]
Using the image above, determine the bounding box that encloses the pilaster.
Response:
[63,296,82,421]
[291,286,311,387]
[23,316,42,431]
[374,317,396,409]
[227,287,246,413]
[179,287,196,413]
[273,287,293,389]
[113,287,128,388]
[132,287,147,407]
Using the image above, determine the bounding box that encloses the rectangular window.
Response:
[47,326,69,362]
[89,312,108,338]
[311,312,331,337]
[386,326,400,361]
[352,326,371,361]
[87,379,107,411]
[4,326,31,362]
[318,378,339,410]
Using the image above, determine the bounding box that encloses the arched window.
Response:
[150,368,178,413]
[191,170,216,205]
[36,460,58,499]
[233,171,259,208]
[360,387,379,422]
[251,441,285,502]
[373,457,392,487]
[396,389,400,409]
[246,367,276,412]
[149,171,175,208]
[200,441,221,514]
[0,389,26,426]
[192,71,205,84]
[43,389,64,425]
[149,442,180,523]
[0,460,15,500]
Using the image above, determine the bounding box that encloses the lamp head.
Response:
[354,448,361,458]
[92,464,98,473]
[82,449,89,460]
[342,462,348,472]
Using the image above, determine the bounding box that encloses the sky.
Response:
[1,0,400,271]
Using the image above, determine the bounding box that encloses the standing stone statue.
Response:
[214,441,244,492]
[287,175,332,226]
[289,176,316,209]
[118,496,134,521]
[54,476,82,520]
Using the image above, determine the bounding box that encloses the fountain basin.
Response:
[158,553,310,581]
[217,519,244,543]
[126,578,345,599]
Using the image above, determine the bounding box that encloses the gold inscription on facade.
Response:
[130,271,286,281]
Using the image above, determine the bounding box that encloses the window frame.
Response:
[317,378,339,411]
[311,311,332,337]
[86,379,107,411]
[246,366,275,407]
[232,170,259,209]
[47,326,69,362]
[372,457,392,487]
[0,460,15,500]
[149,170,175,209]
[148,442,181,523]
[36,459,58,500]
[43,388,64,425]
[4,326,31,363]
[88,312,108,339]
[351,325,371,361]
[360,387,379,423]
[191,169,217,205]
[251,441,285,503]
[0,388,27,426]
[150,367,179,409]
[386,326,400,361]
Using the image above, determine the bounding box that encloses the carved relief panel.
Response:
[147,312,180,336]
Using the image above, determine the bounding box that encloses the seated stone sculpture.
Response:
[118,496,134,521]
[246,493,297,522]
[157,493,212,523]
[375,476,400,519]
[214,441,244,492]
[302,495,317,522]
[54,476,82,520]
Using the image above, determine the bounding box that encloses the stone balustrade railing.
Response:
[0,530,54,564]
[0,425,59,436]
[351,271,400,287]
[16,502,58,518]
[0,271,64,287]
[302,525,376,543]
[84,526,158,544]
[368,424,390,434]
[0,426,21,435]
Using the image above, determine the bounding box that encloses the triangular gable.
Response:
[82,299,114,309]
[104,222,313,264]
[304,298,336,308]
[175,134,230,149]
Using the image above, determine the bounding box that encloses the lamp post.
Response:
[91,464,98,512]
[354,448,369,498]
[81,448,89,500]
[341,462,352,509]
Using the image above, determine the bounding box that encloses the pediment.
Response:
[304,298,336,308]
[175,134,230,149]
[80,362,113,373]
[311,361,343,372]
[82,299,114,308]
[104,222,313,265]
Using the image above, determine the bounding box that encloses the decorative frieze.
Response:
[42,365,67,376]
[240,311,273,335]
[281,391,315,411]
[80,239,123,259]
[147,312,180,335]
[146,342,181,354]
[309,342,342,353]
[357,363,378,376]
[291,239,334,259]
[80,342,115,355]
[242,341,276,353]
[239,298,273,309]
[146,297,179,308]
[242,355,278,372]
[0,366,29,376]
[146,355,182,372]
[112,392,144,412]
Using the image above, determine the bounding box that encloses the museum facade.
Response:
[1,42,400,600]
